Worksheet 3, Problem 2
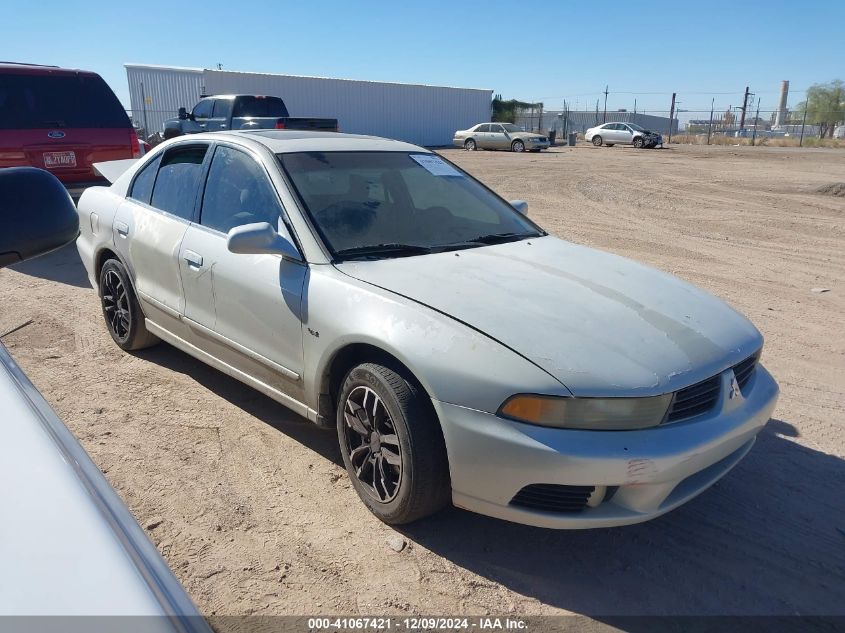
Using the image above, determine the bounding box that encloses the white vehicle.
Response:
[0,167,209,630]
[77,131,778,529]
[585,122,663,148]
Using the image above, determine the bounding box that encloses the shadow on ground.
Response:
[136,336,844,617]
[10,242,92,288]
[136,335,845,618]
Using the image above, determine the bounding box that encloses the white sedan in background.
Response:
[586,122,663,148]
[76,130,777,529]
[453,123,550,152]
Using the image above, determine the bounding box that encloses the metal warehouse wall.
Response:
[126,65,492,146]
[126,65,205,137]
[203,70,491,146]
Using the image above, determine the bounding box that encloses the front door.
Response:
[179,143,307,400]
[489,123,510,149]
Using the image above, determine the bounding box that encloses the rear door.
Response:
[113,143,210,329]
[178,143,307,399]
[0,71,134,185]
[475,124,492,148]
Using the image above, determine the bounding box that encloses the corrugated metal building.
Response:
[125,64,492,146]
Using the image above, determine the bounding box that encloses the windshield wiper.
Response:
[463,232,539,245]
[334,243,433,260]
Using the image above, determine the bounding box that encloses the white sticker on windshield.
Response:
[410,154,463,177]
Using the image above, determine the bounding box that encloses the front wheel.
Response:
[633,137,645,149]
[511,139,525,152]
[592,135,603,146]
[464,138,477,151]
[337,363,450,525]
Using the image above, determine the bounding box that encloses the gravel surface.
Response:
[1,143,843,619]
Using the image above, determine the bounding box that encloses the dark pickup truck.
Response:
[163,94,338,139]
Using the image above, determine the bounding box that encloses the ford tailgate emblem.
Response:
[47,130,66,139]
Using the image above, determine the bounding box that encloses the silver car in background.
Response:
[453,123,550,152]
[585,122,663,148]
[76,130,777,529]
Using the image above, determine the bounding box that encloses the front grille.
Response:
[665,351,760,423]
[510,484,595,513]
[665,375,721,422]
[733,352,759,391]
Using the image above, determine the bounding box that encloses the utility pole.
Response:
[707,97,714,145]
[751,97,761,146]
[595,99,599,125]
[799,106,808,147]
[602,85,609,123]
[668,92,676,143]
[739,86,750,132]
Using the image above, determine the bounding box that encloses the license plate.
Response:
[43,151,77,168]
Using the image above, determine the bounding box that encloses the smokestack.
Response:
[774,80,789,128]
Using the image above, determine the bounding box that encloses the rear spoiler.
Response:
[93,159,139,184]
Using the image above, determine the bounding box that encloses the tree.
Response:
[491,95,542,124]
[795,80,845,138]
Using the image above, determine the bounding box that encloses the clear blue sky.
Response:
[3,0,842,116]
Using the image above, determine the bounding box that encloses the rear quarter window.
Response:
[0,72,130,129]
[128,154,162,205]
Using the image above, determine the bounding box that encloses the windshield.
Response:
[628,123,645,131]
[500,123,521,132]
[278,151,543,258]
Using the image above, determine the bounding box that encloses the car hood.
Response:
[334,236,762,397]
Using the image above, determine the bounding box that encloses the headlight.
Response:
[498,394,673,430]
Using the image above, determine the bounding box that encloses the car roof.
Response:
[192,130,429,154]
[0,62,99,76]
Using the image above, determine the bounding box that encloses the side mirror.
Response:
[510,200,528,216]
[227,222,301,261]
[178,107,188,120]
[0,167,79,269]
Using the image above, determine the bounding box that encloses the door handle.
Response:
[115,221,129,237]
[184,250,203,268]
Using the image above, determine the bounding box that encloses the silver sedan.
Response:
[76,130,778,528]
[454,123,550,152]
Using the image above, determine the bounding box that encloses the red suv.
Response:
[0,62,142,197]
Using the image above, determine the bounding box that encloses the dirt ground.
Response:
[1,143,843,621]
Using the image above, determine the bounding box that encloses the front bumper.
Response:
[434,365,778,529]
[525,139,550,149]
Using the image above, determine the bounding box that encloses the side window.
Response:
[211,99,232,119]
[477,124,491,133]
[491,124,505,133]
[192,99,213,120]
[150,145,208,220]
[199,145,283,234]
[128,153,162,204]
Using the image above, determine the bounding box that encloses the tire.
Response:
[592,135,603,146]
[337,362,450,525]
[464,138,477,151]
[633,137,645,149]
[99,259,159,351]
[163,127,181,140]
[511,139,525,152]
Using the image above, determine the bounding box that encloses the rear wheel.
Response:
[337,363,450,525]
[511,139,525,152]
[464,138,477,151]
[99,259,159,351]
[633,137,645,149]
[592,135,603,146]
